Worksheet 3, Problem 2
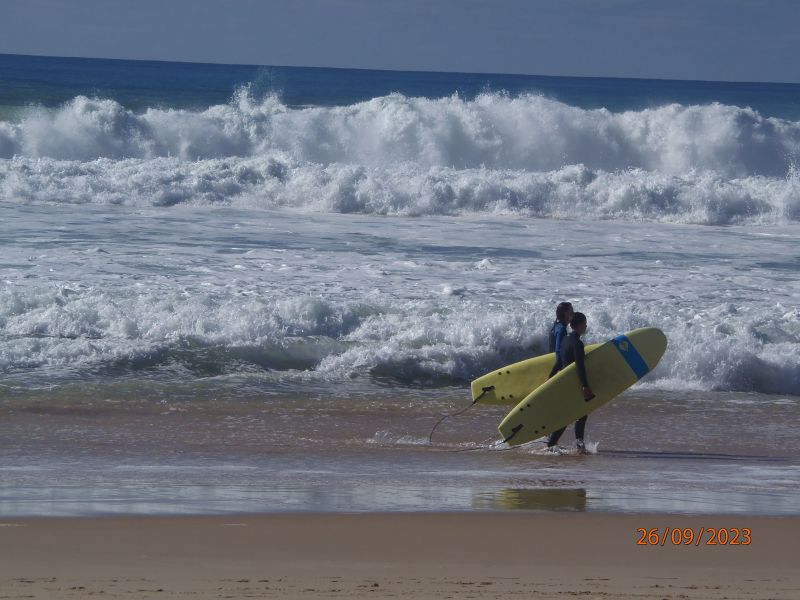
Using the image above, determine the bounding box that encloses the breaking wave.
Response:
[1,287,798,395]
[2,91,800,224]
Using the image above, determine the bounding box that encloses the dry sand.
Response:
[1,512,797,599]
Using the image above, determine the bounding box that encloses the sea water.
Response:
[0,54,798,516]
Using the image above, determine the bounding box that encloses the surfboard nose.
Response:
[626,327,667,371]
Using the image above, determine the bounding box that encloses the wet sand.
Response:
[1,513,798,599]
[2,389,799,516]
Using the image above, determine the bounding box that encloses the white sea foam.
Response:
[1,207,797,395]
[3,91,800,175]
[1,91,799,224]
[2,157,798,224]
[1,293,797,394]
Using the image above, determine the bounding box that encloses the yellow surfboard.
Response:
[471,344,601,405]
[497,328,667,446]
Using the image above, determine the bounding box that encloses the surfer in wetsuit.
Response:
[547,312,594,453]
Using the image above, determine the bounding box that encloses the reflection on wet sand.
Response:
[473,488,587,511]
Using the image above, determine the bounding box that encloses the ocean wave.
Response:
[2,90,800,176]
[1,156,798,224]
[1,287,797,395]
[2,91,800,224]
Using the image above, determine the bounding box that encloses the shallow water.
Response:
[1,384,798,516]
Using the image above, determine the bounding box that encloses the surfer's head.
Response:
[570,312,587,335]
[555,302,574,325]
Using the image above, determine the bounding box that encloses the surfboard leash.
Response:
[429,388,548,452]
[427,386,494,443]
[443,424,549,453]
[443,434,508,453]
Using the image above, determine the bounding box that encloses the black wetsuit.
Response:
[547,331,589,446]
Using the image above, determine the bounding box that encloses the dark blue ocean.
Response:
[2,52,800,116]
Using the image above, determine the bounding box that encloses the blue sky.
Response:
[2,0,798,83]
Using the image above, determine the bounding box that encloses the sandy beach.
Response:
[1,512,798,599]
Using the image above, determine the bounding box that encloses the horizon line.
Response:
[3,51,799,88]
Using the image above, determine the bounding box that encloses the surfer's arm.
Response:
[575,343,594,400]
[575,343,589,388]
[554,326,565,355]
